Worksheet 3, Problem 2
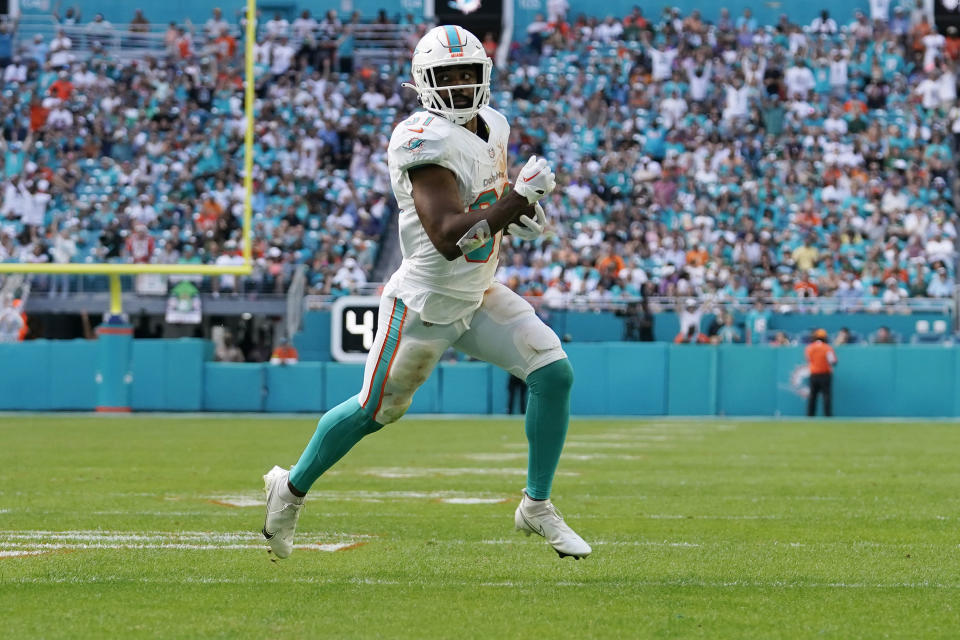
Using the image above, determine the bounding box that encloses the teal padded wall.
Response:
[667,345,717,415]
[294,312,331,362]
[833,348,897,417]
[5,339,960,417]
[50,339,98,410]
[717,346,777,416]
[439,362,490,414]
[323,363,364,411]
[0,341,52,410]
[131,340,165,410]
[131,339,207,411]
[773,347,808,417]
[565,344,608,415]
[265,363,325,413]
[610,343,668,415]
[893,347,953,417]
[203,363,265,412]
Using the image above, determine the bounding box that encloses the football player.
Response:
[262,25,590,560]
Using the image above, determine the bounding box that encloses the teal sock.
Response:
[524,359,574,500]
[288,395,383,493]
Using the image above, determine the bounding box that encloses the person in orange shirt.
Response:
[214,29,237,61]
[270,338,299,365]
[805,328,837,417]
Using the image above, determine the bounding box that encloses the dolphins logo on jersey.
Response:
[402,138,426,152]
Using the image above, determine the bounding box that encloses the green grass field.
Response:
[2,415,960,638]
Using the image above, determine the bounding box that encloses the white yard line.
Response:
[360,467,578,478]
[5,575,957,589]
[0,530,370,556]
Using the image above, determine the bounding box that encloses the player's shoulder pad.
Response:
[479,105,508,128]
[389,111,456,172]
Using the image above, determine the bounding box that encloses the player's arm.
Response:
[410,156,554,261]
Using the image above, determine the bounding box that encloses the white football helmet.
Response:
[404,25,492,125]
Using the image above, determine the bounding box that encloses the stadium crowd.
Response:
[0,3,957,314]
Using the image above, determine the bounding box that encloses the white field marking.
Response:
[300,490,511,502]
[360,467,577,478]
[10,576,959,589]
[643,514,780,520]
[479,539,700,547]
[91,511,247,517]
[206,495,262,508]
[0,550,48,558]
[0,509,9,513]
[0,530,370,555]
[438,498,510,505]
[0,542,361,552]
[568,433,673,442]
[526,441,645,450]
[462,453,527,462]
[463,453,643,462]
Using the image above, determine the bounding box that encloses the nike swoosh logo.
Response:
[520,511,544,535]
[408,127,424,133]
[262,526,275,540]
[522,170,541,182]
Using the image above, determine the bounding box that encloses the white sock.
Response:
[522,491,549,510]
[278,474,305,504]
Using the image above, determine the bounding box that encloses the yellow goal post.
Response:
[0,0,259,313]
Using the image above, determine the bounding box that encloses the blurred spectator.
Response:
[86,13,113,46]
[270,337,299,364]
[507,374,527,414]
[52,2,82,27]
[873,326,897,344]
[204,7,229,39]
[834,327,855,345]
[292,10,318,40]
[129,9,150,33]
[771,331,793,346]
[805,328,837,417]
[215,331,245,361]
[716,313,742,343]
[810,10,838,35]
[745,300,771,344]
[0,295,24,342]
[675,324,710,344]
[619,297,654,341]
[926,267,954,297]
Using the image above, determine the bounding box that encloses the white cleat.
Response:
[514,490,592,559]
[261,465,304,559]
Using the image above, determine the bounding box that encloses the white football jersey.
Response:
[384,106,510,324]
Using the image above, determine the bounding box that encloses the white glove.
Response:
[507,202,547,241]
[513,155,556,205]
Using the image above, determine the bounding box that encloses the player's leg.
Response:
[263,297,459,558]
[807,376,819,417]
[823,373,833,417]
[453,283,589,558]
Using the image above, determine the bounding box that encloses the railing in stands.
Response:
[303,290,954,316]
[11,15,235,61]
